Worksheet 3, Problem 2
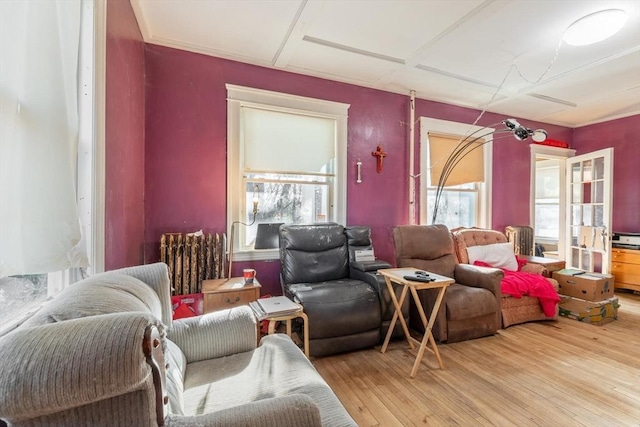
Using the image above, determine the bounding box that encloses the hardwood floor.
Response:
[311,291,640,427]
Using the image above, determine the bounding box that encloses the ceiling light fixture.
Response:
[563,9,628,46]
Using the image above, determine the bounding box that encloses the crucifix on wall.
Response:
[371,145,387,173]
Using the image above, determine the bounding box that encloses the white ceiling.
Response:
[131,0,640,128]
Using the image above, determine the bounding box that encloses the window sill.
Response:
[534,238,559,245]
[232,248,279,262]
[0,298,50,337]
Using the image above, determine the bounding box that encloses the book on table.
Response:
[250,296,302,320]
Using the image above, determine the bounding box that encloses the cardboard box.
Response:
[171,293,204,320]
[558,295,619,326]
[552,269,614,301]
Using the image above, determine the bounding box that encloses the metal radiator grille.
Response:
[160,232,226,295]
[505,225,534,256]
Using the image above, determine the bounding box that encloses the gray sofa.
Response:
[0,263,356,427]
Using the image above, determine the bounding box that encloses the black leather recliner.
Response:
[279,223,407,357]
[345,226,409,341]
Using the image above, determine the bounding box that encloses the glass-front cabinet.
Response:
[566,149,613,273]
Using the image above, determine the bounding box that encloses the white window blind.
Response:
[242,107,336,175]
[428,132,485,187]
[420,117,493,229]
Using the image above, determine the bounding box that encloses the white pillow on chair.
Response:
[466,242,518,271]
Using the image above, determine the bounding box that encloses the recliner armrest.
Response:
[349,261,409,326]
[168,305,257,363]
[350,259,392,272]
[454,263,504,297]
[349,266,387,293]
[0,312,162,423]
[166,394,322,427]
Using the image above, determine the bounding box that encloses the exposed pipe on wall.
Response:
[409,90,416,225]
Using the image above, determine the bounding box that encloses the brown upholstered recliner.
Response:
[393,224,504,343]
[450,227,560,327]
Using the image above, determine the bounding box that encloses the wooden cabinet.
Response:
[202,277,261,313]
[611,248,640,292]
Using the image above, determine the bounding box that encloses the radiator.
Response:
[160,232,227,296]
[505,225,534,256]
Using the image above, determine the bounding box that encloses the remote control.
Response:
[403,275,434,283]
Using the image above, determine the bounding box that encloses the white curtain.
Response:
[0,0,88,277]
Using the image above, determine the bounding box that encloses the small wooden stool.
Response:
[266,309,309,357]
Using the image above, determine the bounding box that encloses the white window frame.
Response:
[226,84,349,261]
[419,117,493,228]
[77,0,106,278]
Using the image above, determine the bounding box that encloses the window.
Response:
[420,118,493,229]
[0,274,48,333]
[426,182,480,228]
[0,0,105,335]
[534,159,561,240]
[226,85,349,261]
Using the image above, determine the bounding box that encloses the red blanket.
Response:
[474,261,560,317]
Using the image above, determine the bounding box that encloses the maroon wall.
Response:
[102,6,638,294]
[142,44,579,294]
[143,45,411,293]
[573,115,640,233]
[105,0,145,270]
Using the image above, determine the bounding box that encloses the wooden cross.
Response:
[371,145,387,173]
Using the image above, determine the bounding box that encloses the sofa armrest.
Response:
[349,266,387,296]
[546,277,560,292]
[349,258,392,289]
[350,261,409,327]
[165,394,322,427]
[454,263,504,298]
[0,312,162,423]
[109,262,174,327]
[520,262,547,276]
[168,305,257,363]
[350,259,392,272]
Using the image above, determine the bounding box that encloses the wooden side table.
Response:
[202,277,261,313]
[265,309,309,357]
[378,268,453,378]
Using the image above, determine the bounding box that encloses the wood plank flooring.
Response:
[311,291,640,426]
